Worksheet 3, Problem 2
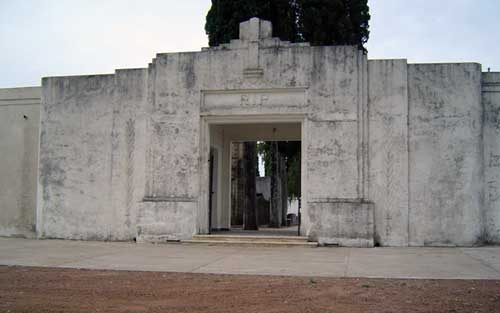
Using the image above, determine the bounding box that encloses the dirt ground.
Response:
[0,266,499,313]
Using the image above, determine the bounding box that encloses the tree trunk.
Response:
[269,141,282,227]
[281,156,288,227]
[243,142,258,230]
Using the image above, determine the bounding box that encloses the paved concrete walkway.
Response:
[1,237,500,279]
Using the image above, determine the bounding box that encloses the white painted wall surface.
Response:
[39,70,148,240]
[408,63,483,246]
[0,87,40,238]
[368,59,409,246]
[483,72,500,243]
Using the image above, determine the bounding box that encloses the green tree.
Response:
[297,0,370,50]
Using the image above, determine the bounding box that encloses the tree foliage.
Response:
[205,0,370,50]
[297,0,370,50]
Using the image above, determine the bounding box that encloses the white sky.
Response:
[1,0,499,88]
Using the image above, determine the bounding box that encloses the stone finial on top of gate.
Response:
[239,17,272,42]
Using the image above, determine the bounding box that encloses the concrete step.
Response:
[183,239,318,247]
[193,234,309,242]
[184,234,317,247]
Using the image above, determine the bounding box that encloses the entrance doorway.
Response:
[226,140,301,236]
[201,118,305,238]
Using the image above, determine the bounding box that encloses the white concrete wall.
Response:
[368,60,409,246]
[34,17,493,246]
[408,63,483,246]
[483,72,500,243]
[39,69,148,240]
[368,61,488,247]
[308,200,374,247]
[0,87,40,238]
